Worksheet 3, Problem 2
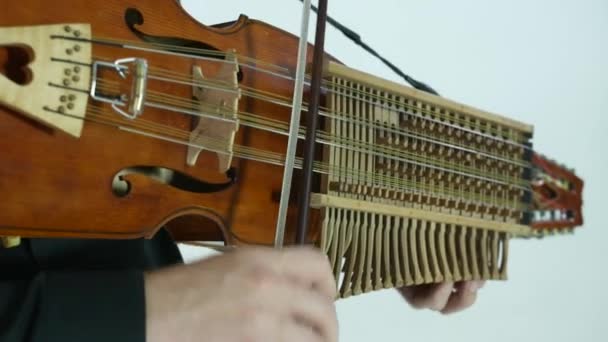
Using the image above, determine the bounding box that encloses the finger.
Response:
[241,246,337,300]
[401,282,454,311]
[287,286,338,342]
[456,280,485,293]
[280,318,324,342]
[440,285,478,315]
[474,280,486,290]
[255,279,338,342]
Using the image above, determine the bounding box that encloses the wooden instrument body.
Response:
[0,0,587,299]
[0,0,318,244]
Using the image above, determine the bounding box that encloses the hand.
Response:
[398,281,485,315]
[145,246,338,342]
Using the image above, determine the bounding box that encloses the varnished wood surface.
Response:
[0,0,322,244]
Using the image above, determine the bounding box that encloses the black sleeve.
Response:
[0,228,183,342]
[0,270,146,342]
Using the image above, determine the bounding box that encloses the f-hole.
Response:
[123,7,244,82]
[0,45,34,85]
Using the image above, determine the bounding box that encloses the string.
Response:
[152,64,530,148]
[52,80,528,204]
[136,66,532,206]
[46,47,534,214]
[92,78,528,189]
[145,59,531,148]
[88,54,531,173]
[61,56,531,185]
[59,35,532,148]
[43,99,528,214]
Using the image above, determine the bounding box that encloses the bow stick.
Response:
[274,0,329,247]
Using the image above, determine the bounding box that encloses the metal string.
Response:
[60,35,532,149]
[91,78,528,190]
[85,57,531,173]
[43,84,528,221]
[145,61,532,149]
[44,42,534,214]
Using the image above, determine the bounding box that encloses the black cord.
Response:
[297,0,439,96]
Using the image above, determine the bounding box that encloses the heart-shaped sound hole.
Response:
[0,45,34,85]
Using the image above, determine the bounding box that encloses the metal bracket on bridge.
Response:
[90,57,148,119]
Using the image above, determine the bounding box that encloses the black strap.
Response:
[297,0,439,95]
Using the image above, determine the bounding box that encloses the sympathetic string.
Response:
[44,101,528,211]
[55,35,530,149]
[46,80,527,204]
[45,36,534,218]
[91,78,529,191]
[87,55,532,171]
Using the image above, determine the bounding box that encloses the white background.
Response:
[178,1,608,341]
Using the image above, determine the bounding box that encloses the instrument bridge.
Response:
[187,50,241,172]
